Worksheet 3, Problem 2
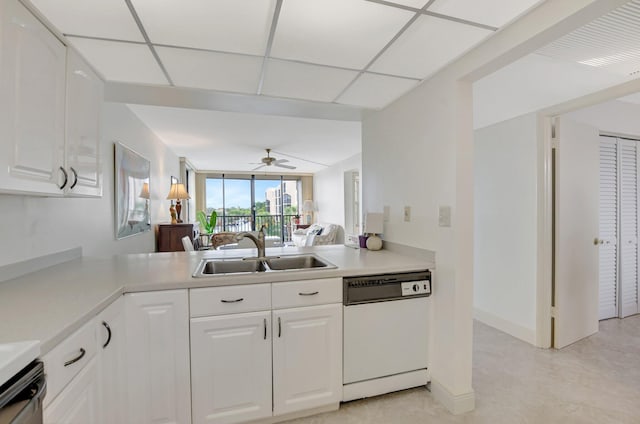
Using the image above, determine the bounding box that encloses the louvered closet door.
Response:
[619,139,639,317]
[599,136,618,320]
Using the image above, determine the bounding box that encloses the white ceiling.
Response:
[474,0,640,130]
[27,0,544,173]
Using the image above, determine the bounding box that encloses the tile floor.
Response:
[285,317,640,424]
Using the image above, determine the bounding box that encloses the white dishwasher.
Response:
[343,270,431,401]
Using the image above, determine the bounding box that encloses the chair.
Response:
[181,236,194,252]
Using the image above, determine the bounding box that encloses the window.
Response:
[205,175,301,241]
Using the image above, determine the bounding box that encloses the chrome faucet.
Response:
[236,224,267,259]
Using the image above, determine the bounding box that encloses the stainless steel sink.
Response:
[197,259,266,275]
[193,254,336,277]
[265,255,329,270]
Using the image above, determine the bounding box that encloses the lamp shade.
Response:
[364,213,384,234]
[166,183,190,200]
[302,200,315,213]
[139,182,150,199]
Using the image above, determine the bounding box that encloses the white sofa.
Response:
[292,223,339,247]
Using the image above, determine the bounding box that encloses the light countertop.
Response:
[0,245,434,355]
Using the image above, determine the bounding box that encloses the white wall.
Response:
[565,99,640,136]
[0,102,179,267]
[362,71,475,404]
[313,153,362,243]
[474,113,538,345]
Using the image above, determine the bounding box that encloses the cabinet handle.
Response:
[64,348,86,367]
[102,321,112,349]
[69,167,78,189]
[298,291,319,296]
[264,318,267,340]
[221,298,244,303]
[58,166,68,190]
[278,317,282,338]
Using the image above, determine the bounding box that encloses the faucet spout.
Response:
[236,224,267,259]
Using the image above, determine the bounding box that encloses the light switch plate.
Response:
[404,206,411,222]
[439,206,451,227]
[383,205,390,222]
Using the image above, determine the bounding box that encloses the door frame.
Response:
[536,78,640,348]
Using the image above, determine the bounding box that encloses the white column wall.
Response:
[362,73,475,408]
[474,113,538,344]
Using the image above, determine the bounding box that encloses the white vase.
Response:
[366,235,382,251]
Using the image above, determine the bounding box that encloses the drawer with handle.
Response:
[42,319,97,406]
[190,283,271,317]
[272,278,342,309]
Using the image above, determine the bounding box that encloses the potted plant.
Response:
[196,210,217,248]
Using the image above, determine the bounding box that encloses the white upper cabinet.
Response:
[0,0,66,195]
[65,48,103,197]
[0,0,103,197]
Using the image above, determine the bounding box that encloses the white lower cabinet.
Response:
[44,356,100,424]
[125,290,191,424]
[96,297,125,424]
[191,311,273,424]
[272,304,342,416]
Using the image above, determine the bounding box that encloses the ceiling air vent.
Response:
[536,0,640,76]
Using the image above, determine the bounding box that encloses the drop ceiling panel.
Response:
[428,0,542,28]
[29,0,144,41]
[67,37,168,85]
[271,0,414,69]
[369,15,491,79]
[262,59,359,103]
[157,47,262,94]
[131,0,276,55]
[337,73,418,109]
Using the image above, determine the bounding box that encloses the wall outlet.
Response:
[439,205,451,227]
[383,205,390,222]
[404,206,411,222]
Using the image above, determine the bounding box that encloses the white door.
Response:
[125,290,191,424]
[191,311,272,424]
[618,139,640,317]
[44,357,100,424]
[65,48,103,197]
[272,304,342,416]
[0,0,66,195]
[555,117,600,348]
[97,297,126,424]
[599,136,618,320]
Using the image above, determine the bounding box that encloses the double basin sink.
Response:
[193,254,336,277]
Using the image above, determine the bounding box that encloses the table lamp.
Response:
[364,213,384,250]
[166,183,190,224]
[303,200,315,224]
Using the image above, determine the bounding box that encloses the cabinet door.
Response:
[272,304,342,416]
[0,0,65,195]
[65,48,103,197]
[97,297,125,424]
[125,290,191,424]
[191,311,272,424]
[44,357,100,424]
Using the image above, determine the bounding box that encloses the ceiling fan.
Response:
[251,149,296,171]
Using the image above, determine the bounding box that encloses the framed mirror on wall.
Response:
[115,142,151,239]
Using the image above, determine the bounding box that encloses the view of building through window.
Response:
[205,176,300,241]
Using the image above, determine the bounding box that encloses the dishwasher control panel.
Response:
[401,281,431,296]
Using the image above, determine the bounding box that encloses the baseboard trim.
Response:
[430,379,475,415]
[0,247,82,283]
[473,307,536,346]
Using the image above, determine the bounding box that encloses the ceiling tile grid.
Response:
[27,0,550,110]
[261,59,360,103]
[369,14,493,79]
[67,37,169,85]
[130,0,277,55]
[156,47,264,94]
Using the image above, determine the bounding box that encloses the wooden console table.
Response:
[156,223,193,252]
